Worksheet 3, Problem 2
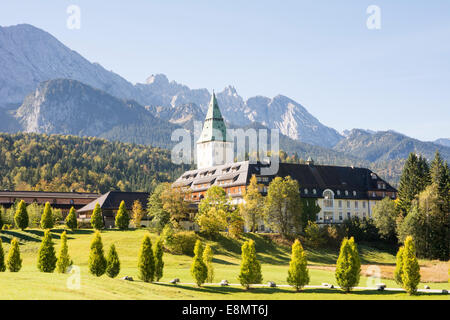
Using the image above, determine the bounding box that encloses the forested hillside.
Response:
[0,133,191,193]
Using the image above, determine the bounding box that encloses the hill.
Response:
[334,129,450,162]
[0,132,190,193]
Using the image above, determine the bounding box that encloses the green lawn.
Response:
[0,228,448,300]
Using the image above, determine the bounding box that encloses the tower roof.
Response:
[197,92,231,143]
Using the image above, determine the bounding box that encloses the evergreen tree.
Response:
[238,240,262,289]
[14,200,28,230]
[0,207,3,230]
[37,229,57,272]
[115,200,130,230]
[0,238,5,272]
[56,231,71,273]
[138,235,155,282]
[430,151,450,213]
[287,239,309,291]
[90,202,104,230]
[40,202,54,229]
[335,237,361,292]
[239,175,265,232]
[65,207,78,230]
[7,238,22,272]
[153,237,164,281]
[394,246,405,285]
[106,244,120,278]
[190,240,207,287]
[88,231,107,276]
[397,153,431,215]
[203,244,214,283]
[401,236,421,295]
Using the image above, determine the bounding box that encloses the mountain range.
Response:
[1,23,449,185]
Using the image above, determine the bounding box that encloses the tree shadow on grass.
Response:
[212,257,237,266]
[153,283,233,295]
[1,230,41,243]
[24,229,62,240]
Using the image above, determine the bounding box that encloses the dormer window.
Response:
[313,189,317,195]
[304,188,308,195]
[336,190,341,196]
[353,191,356,196]
[345,190,349,196]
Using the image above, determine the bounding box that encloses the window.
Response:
[324,212,334,223]
[313,189,317,195]
[372,192,376,197]
[345,190,349,196]
[339,212,343,221]
[336,190,341,196]
[347,201,350,208]
[363,202,366,209]
[304,188,308,195]
[338,200,342,208]
[353,191,356,196]
[363,212,366,218]
[323,189,334,208]
[355,201,359,209]
[347,212,351,219]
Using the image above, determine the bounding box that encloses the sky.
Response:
[1,0,449,141]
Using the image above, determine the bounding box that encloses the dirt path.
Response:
[309,261,449,283]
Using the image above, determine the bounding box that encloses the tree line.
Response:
[372,151,449,260]
[0,132,190,193]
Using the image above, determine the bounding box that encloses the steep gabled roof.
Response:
[197,92,231,143]
[77,191,149,213]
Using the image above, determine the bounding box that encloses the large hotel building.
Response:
[174,92,397,228]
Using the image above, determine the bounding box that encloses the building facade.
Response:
[175,93,397,228]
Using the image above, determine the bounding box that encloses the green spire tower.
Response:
[197,91,233,169]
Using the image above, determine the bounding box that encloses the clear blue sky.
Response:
[1,0,449,141]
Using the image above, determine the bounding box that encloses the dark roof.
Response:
[272,163,396,199]
[77,191,149,213]
[0,191,100,199]
[175,161,396,200]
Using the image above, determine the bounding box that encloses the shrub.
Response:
[27,203,43,228]
[304,221,326,248]
[401,236,421,295]
[7,238,22,272]
[106,244,120,278]
[203,244,214,283]
[190,240,207,287]
[37,229,57,272]
[14,200,28,230]
[0,206,3,230]
[115,200,130,230]
[335,237,361,292]
[238,240,262,289]
[56,231,71,273]
[90,203,104,230]
[153,237,164,282]
[0,238,5,272]
[165,231,198,255]
[161,224,174,248]
[287,239,309,291]
[88,231,107,276]
[394,246,405,285]
[138,235,155,282]
[40,202,54,229]
[65,207,78,230]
